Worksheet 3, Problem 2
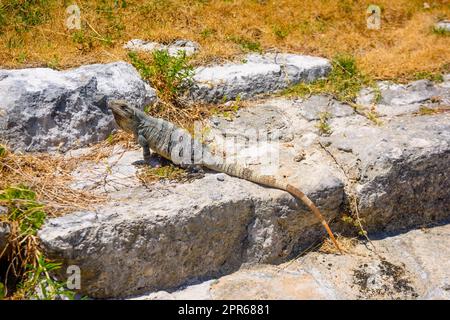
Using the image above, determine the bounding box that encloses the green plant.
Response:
[0,0,53,32]
[96,0,125,43]
[71,30,94,52]
[432,25,450,36]
[16,51,27,64]
[298,19,327,35]
[128,50,194,102]
[341,214,367,237]
[46,55,60,70]
[0,185,76,299]
[200,27,216,39]
[137,164,187,184]
[0,144,7,157]
[316,112,332,135]
[371,84,382,104]
[272,25,290,40]
[231,94,241,113]
[414,71,444,83]
[229,35,262,53]
[365,110,383,126]
[212,95,242,120]
[418,106,438,115]
[0,283,4,299]
[283,54,370,102]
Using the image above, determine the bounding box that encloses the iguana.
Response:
[108,100,342,253]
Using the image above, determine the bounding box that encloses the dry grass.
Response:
[0,141,126,216]
[0,0,448,80]
[318,234,359,254]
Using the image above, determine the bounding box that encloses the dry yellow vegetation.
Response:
[0,0,449,80]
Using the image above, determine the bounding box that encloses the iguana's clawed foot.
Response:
[132,154,170,168]
[132,160,148,167]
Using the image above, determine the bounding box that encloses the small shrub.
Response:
[229,35,262,53]
[0,145,7,158]
[200,27,216,39]
[283,54,370,102]
[128,50,194,103]
[316,112,332,135]
[272,25,290,40]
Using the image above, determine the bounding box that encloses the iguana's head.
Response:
[108,100,143,134]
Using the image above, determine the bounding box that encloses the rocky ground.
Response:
[132,221,450,300]
[0,52,449,299]
[40,76,449,299]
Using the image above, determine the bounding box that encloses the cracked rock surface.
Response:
[38,76,449,298]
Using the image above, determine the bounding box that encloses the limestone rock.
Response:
[434,20,450,32]
[356,77,449,117]
[189,53,331,103]
[124,39,200,56]
[0,62,156,152]
[215,223,450,300]
[38,77,450,298]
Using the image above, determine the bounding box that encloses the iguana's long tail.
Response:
[285,184,342,254]
[204,161,343,254]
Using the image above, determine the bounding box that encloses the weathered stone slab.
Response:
[140,222,450,300]
[0,62,156,152]
[38,77,450,298]
[357,78,449,117]
[124,39,200,56]
[434,20,450,32]
[323,113,450,231]
[39,156,344,298]
[189,53,331,103]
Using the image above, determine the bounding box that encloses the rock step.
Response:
[38,78,450,298]
[132,222,450,300]
[189,53,331,103]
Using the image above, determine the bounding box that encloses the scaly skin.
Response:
[109,100,342,253]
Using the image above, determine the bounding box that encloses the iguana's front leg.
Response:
[138,133,152,164]
[133,134,168,167]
